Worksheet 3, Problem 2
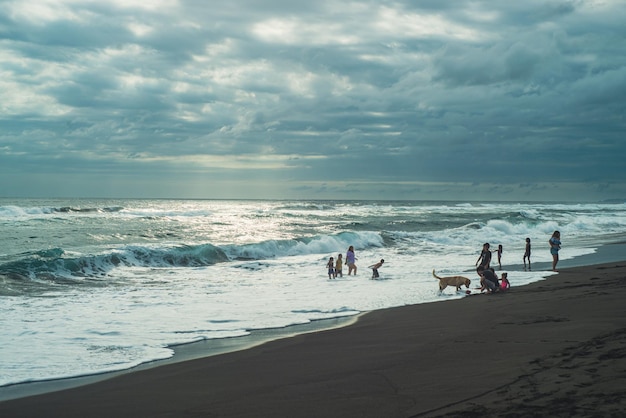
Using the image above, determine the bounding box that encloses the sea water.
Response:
[1,199,625,387]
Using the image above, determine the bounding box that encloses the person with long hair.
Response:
[346,246,357,275]
[475,243,492,273]
[549,231,561,271]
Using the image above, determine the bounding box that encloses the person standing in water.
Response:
[346,246,357,275]
[549,231,561,271]
[326,257,335,279]
[523,238,531,270]
[475,243,492,273]
[495,244,503,270]
[335,253,343,278]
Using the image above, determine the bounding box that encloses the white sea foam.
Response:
[0,199,625,387]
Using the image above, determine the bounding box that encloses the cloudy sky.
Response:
[1,0,624,201]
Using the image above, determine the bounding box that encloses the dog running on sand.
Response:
[432,269,471,292]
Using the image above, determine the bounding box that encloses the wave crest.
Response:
[0,231,384,286]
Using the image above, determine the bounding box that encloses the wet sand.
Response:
[2,258,626,417]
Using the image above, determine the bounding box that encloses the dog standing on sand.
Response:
[432,269,471,293]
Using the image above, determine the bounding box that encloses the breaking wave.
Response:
[0,231,384,286]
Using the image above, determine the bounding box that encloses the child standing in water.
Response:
[523,238,531,270]
[335,254,343,278]
[326,257,335,279]
[495,244,503,269]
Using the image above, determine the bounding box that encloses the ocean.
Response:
[1,198,625,388]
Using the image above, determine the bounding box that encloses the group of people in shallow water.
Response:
[475,230,562,273]
[326,245,384,279]
[325,230,563,288]
[474,230,562,293]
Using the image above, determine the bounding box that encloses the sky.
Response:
[1,0,625,202]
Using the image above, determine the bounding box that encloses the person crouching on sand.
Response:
[369,259,384,279]
[478,267,499,293]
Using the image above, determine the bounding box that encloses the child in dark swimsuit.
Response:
[523,238,531,270]
[369,259,384,279]
[326,257,335,279]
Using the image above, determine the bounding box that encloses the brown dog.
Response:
[432,269,471,292]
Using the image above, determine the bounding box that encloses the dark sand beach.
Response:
[2,256,626,417]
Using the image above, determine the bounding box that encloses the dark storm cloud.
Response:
[0,0,624,200]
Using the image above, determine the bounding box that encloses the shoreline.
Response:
[1,242,626,410]
[2,258,625,417]
[0,314,360,402]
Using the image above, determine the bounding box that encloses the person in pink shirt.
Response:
[500,272,510,290]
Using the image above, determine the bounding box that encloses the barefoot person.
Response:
[334,254,343,278]
[346,246,357,275]
[523,238,531,270]
[549,231,561,271]
[495,244,503,269]
[478,267,499,293]
[326,257,335,279]
[500,272,510,290]
[475,243,492,273]
[369,259,384,279]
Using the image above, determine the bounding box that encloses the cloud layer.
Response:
[1,0,625,200]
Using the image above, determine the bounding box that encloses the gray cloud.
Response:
[0,0,624,201]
